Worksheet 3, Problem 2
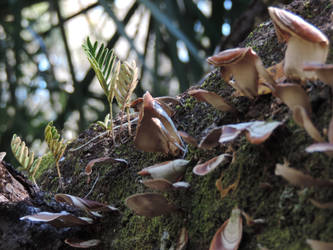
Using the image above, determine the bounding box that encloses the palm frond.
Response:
[11,134,42,185]
[44,122,67,180]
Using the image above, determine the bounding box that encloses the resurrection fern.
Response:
[82,37,120,132]
[115,60,139,134]
[44,122,67,181]
[82,37,138,134]
[11,134,42,185]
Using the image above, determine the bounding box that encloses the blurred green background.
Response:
[0,0,272,163]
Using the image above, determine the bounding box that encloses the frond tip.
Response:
[44,121,67,163]
[11,134,41,185]
[44,122,67,183]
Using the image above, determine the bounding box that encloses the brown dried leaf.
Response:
[188,89,235,112]
[219,121,282,144]
[216,168,241,199]
[293,105,324,142]
[0,152,5,162]
[176,227,188,250]
[64,239,101,248]
[306,239,333,250]
[85,157,128,176]
[306,143,333,153]
[309,198,333,209]
[125,193,177,217]
[55,194,118,217]
[142,178,190,192]
[20,211,93,228]
[275,161,333,188]
[138,159,189,182]
[193,154,231,176]
[179,131,198,146]
[198,127,222,150]
[134,92,185,156]
[209,208,243,250]
[274,83,312,114]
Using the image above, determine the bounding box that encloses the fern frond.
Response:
[44,122,67,163]
[11,134,42,185]
[114,60,139,111]
[44,122,67,181]
[82,37,120,102]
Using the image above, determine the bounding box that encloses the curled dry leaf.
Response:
[55,193,118,217]
[219,121,282,144]
[142,178,190,192]
[306,239,333,250]
[85,157,128,176]
[193,154,231,176]
[303,63,333,87]
[188,89,235,112]
[125,192,177,217]
[64,238,101,248]
[138,159,189,182]
[20,211,93,228]
[179,131,198,146]
[268,7,329,80]
[293,105,324,142]
[275,161,333,188]
[306,143,333,153]
[199,127,222,149]
[130,96,177,117]
[209,208,243,250]
[207,47,271,98]
[134,91,185,156]
[309,198,333,209]
[176,227,188,250]
[273,83,312,114]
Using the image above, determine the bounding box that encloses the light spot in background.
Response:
[197,0,211,17]
[224,0,232,10]
[176,40,189,63]
[194,21,204,34]
[37,55,50,71]
[222,23,231,36]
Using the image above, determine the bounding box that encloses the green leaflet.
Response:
[11,134,42,185]
[82,37,138,133]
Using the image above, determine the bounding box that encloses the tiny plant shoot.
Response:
[82,37,138,135]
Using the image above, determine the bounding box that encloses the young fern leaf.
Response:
[11,134,42,185]
[82,37,120,132]
[115,61,139,134]
[44,122,67,181]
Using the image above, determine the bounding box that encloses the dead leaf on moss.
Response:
[20,211,93,228]
[85,157,128,176]
[293,105,324,142]
[188,89,235,112]
[179,131,198,146]
[199,127,222,149]
[209,207,243,250]
[55,193,118,217]
[219,121,282,144]
[215,167,241,199]
[309,198,333,209]
[176,227,188,250]
[64,238,101,248]
[193,154,231,176]
[273,83,312,114]
[306,239,333,250]
[142,178,190,191]
[275,161,333,188]
[125,192,177,217]
[138,159,189,182]
[134,92,185,156]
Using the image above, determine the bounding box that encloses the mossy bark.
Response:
[2,0,333,249]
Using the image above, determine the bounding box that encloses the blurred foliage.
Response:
[0,0,266,164]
